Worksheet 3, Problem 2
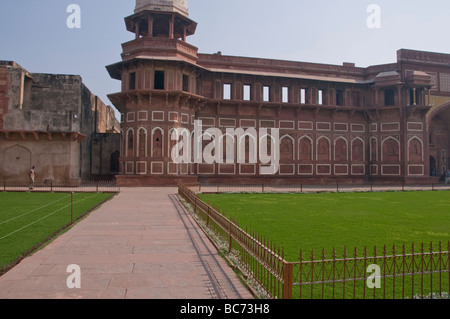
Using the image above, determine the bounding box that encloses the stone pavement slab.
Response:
[0,188,253,299]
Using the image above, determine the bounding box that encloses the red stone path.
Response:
[0,188,253,299]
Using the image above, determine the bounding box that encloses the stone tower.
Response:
[106,0,200,186]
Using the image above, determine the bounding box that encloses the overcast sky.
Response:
[1,0,449,117]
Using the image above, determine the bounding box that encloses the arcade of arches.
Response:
[428,103,450,177]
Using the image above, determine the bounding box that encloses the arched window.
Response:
[299,136,313,161]
[334,137,348,162]
[221,133,235,163]
[126,128,134,157]
[317,137,331,161]
[382,137,400,162]
[351,138,365,162]
[238,133,257,164]
[408,137,423,163]
[152,128,163,158]
[280,135,294,161]
[138,128,147,157]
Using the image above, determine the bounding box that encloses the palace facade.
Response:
[106,0,450,186]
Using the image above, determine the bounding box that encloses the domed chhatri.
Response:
[135,0,189,17]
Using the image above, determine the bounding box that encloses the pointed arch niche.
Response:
[151,127,164,158]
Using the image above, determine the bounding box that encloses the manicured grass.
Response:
[0,192,115,272]
[200,190,450,262]
[199,190,450,298]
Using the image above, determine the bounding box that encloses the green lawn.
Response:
[200,190,450,262]
[0,192,115,272]
[198,190,450,298]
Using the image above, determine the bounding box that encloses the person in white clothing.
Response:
[29,166,36,190]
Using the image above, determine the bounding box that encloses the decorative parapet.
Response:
[397,49,450,66]
[122,37,198,64]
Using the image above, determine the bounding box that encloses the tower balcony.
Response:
[121,37,198,65]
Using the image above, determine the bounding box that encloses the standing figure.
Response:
[29,166,36,190]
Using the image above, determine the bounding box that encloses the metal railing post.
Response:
[282,261,293,299]
[228,220,233,253]
[71,192,74,224]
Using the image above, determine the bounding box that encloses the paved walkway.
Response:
[0,188,253,299]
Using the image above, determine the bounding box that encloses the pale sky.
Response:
[1,0,449,117]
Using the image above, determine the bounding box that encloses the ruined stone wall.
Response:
[95,96,120,133]
[0,62,121,183]
[79,85,121,180]
[3,72,83,132]
[0,133,80,184]
[0,66,8,130]
[90,133,121,179]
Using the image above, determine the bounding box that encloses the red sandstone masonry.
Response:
[106,4,450,186]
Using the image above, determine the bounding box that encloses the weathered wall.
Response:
[79,85,121,180]
[0,133,80,184]
[0,62,121,183]
[3,72,83,132]
[0,66,8,130]
[90,133,121,179]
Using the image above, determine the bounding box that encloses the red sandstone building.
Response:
[106,0,450,186]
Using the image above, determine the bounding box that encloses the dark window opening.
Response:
[153,20,170,38]
[336,90,344,106]
[384,89,395,106]
[183,75,189,92]
[154,71,165,90]
[129,72,136,91]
